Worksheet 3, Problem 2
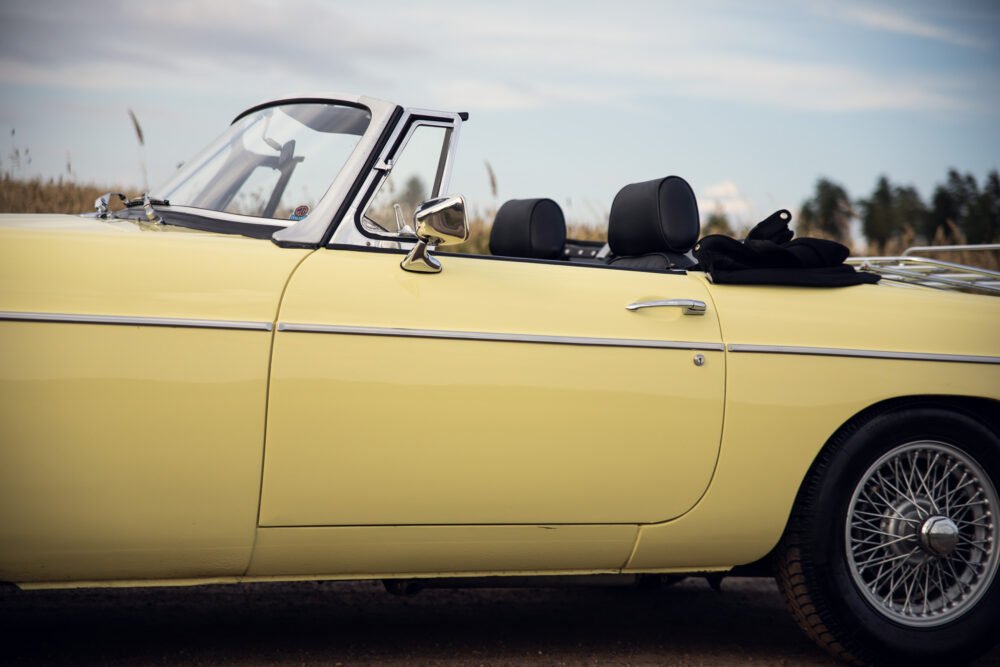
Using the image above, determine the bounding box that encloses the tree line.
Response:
[796,169,1000,251]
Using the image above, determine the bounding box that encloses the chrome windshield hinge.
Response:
[94,192,127,219]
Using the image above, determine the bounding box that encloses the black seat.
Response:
[606,176,700,270]
[489,198,566,260]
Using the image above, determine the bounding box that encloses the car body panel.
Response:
[627,283,1000,569]
[0,214,310,321]
[0,323,270,581]
[261,249,726,527]
[0,215,309,582]
[628,354,1000,570]
[709,280,1000,357]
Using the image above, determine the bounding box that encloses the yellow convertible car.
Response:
[1,94,998,666]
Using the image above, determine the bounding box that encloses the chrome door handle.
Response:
[626,299,707,316]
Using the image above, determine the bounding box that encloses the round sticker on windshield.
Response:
[290,205,310,221]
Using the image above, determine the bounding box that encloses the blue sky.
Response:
[1,0,998,229]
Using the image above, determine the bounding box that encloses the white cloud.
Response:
[640,53,968,112]
[427,79,626,112]
[427,81,549,111]
[391,3,978,114]
[824,4,993,50]
[0,0,415,92]
[701,180,752,221]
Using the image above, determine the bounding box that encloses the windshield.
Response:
[155,103,371,222]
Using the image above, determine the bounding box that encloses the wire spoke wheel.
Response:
[846,440,999,627]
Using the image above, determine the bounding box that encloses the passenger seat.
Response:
[489,198,566,260]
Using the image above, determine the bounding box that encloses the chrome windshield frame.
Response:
[328,107,464,248]
[262,93,400,247]
[147,93,465,248]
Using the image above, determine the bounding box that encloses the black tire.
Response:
[775,406,1000,666]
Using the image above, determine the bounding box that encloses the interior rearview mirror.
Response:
[400,195,469,273]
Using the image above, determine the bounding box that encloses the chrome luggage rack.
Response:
[846,244,1000,296]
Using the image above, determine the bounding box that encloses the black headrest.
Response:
[489,198,566,259]
[608,176,700,257]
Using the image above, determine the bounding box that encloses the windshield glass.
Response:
[155,103,371,222]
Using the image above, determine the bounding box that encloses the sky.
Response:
[0,0,998,229]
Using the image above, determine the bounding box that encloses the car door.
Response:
[261,248,725,527]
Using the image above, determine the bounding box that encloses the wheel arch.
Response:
[794,394,1000,504]
[754,393,1000,567]
[734,394,1000,575]
[828,393,999,439]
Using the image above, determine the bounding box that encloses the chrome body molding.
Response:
[278,322,725,351]
[728,343,1000,365]
[7,311,992,362]
[0,311,273,332]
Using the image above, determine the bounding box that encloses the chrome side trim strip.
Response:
[279,322,725,351]
[0,311,273,331]
[728,344,1000,365]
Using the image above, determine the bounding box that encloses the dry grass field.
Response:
[0,175,134,215]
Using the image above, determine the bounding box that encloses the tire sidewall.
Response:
[805,407,1000,663]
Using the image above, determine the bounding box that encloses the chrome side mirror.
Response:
[400,195,469,273]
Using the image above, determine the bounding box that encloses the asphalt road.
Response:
[2,577,998,666]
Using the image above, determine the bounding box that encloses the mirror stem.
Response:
[400,240,442,273]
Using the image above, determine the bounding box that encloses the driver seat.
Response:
[606,176,700,270]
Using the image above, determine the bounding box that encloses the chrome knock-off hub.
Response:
[920,516,960,558]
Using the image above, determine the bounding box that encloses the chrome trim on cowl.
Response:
[278,322,725,351]
[0,311,273,331]
[728,343,1000,365]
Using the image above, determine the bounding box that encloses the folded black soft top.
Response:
[692,209,880,287]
